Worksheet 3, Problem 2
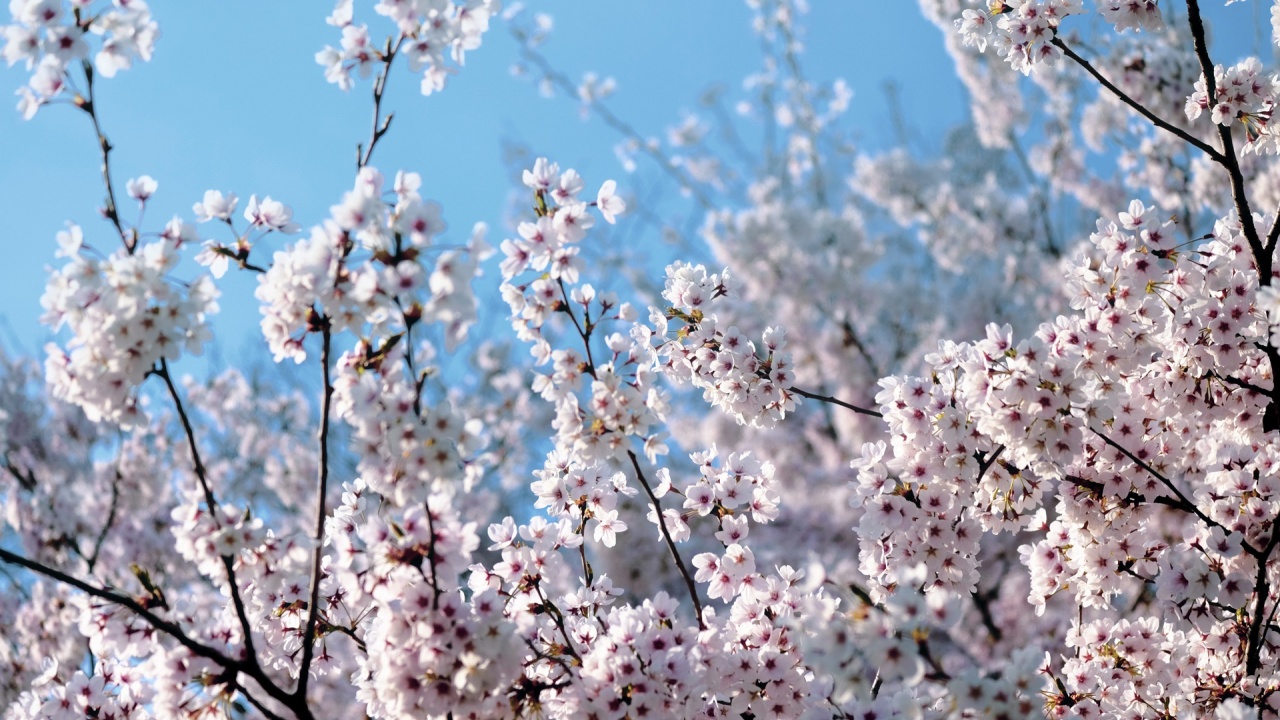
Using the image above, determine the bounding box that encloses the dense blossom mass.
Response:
[5,0,1280,718]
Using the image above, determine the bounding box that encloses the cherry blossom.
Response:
[6,0,1280,718]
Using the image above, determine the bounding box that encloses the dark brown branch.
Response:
[154,360,262,681]
[575,514,594,587]
[970,587,1004,643]
[155,361,218,512]
[296,323,334,700]
[1206,371,1272,396]
[789,385,883,418]
[1246,517,1280,675]
[0,547,300,714]
[1267,199,1280,259]
[839,319,882,379]
[916,636,952,682]
[424,497,443,607]
[976,445,1005,485]
[1088,426,1232,541]
[224,673,289,720]
[533,582,583,664]
[627,450,705,630]
[1050,38,1222,163]
[1062,453,1259,559]
[1184,0,1268,283]
[86,467,123,573]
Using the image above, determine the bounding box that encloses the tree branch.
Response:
[627,450,705,630]
[77,60,131,252]
[789,385,883,418]
[1183,0,1268,281]
[1244,505,1280,675]
[1069,427,1261,559]
[0,547,299,714]
[296,323,333,699]
[357,35,404,171]
[1050,37,1223,163]
[86,467,123,573]
[154,360,262,681]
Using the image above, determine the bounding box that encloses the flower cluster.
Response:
[1098,0,1163,32]
[42,227,218,424]
[8,661,152,720]
[854,199,1280,713]
[333,338,484,505]
[638,262,799,428]
[955,0,1085,74]
[1186,57,1280,154]
[13,0,1280,718]
[4,0,159,118]
[499,159,664,464]
[256,167,486,362]
[326,485,524,719]
[317,0,501,96]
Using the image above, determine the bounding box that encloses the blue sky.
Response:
[0,1,1266,364]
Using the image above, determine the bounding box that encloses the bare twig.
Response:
[77,59,131,252]
[514,34,714,211]
[789,385,883,418]
[86,467,123,573]
[533,582,583,663]
[358,36,405,170]
[627,450,705,629]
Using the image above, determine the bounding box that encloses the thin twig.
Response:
[515,35,714,211]
[424,497,443,607]
[1008,135,1061,256]
[358,35,405,170]
[155,361,218,512]
[627,450,705,630]
[534,582,583,663]
[1088,426,1244,546]
[789,385,883,418]
[77,59,131,252]
[774,8,828,207]
[557,279,597,374]
[86,467,123,573]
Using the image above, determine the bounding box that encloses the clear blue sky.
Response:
[0,2,1265,361]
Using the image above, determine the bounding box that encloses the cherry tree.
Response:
[2,0,1280,718]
